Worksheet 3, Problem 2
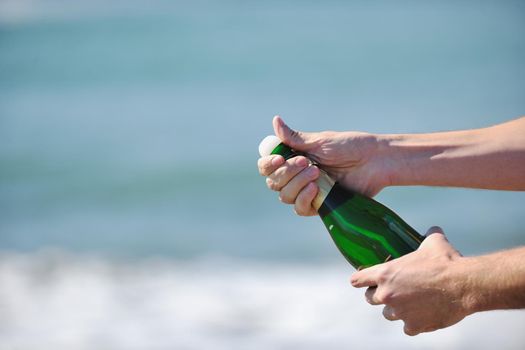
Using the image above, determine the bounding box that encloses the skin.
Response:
[258,116,390,216]
[352,228,525,335]
[258,115,525,335]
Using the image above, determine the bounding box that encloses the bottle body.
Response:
[319,183,423,269]
[266,140,424,270]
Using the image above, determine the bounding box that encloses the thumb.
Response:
[273,115,316,151]
[425,225,445,238]
[420,226,461,257]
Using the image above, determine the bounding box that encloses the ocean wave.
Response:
[0,250,524,350]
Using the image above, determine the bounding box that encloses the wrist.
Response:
[354,132,400,190]
[373,133,410,187]
[454,255,499,315]
[451,248,525,316]
[453,256,485,316]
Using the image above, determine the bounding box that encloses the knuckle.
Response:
[266,178,280,191]
[403,326,419,337]
[295,189,315,216]
[382,306,397,321]
[350,276,359,287]
[259,156,285,176]
[257,158,265,173]
[381,291,394,304]
[294,203,309,216]
[376,268,389,284]
[393,308,407,320]
[424,325,440,333]
[428,319,449,332]
[279,193,294,204]
[308,182,319,195]
[272,165,291,180]
[374,292,385,304]
[293,208,303,216]
[293,156,309,168]
[259,163,273,176]
[293,207,305,216]
[374,289,394,304]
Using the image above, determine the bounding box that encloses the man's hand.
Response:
[350,227,472,336]
[257,116,392,216]
[258,116,525,216]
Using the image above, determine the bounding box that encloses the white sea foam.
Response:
[0,251,524,350]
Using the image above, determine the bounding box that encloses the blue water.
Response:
[1,0,525,261]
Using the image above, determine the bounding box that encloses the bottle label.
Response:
[312,169,336,211]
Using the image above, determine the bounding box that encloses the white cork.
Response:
[258,135,283,157]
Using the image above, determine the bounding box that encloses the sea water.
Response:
[1,1,525,348]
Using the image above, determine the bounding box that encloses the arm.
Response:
[383,116,525,190]
[462,246,525,312]
[258,116,525,217]
[350,227,525,336]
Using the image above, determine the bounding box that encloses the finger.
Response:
[421,231,449,249]
[258,155,285,176]
[273,115,316,151]
[382,305,400,321]
[294,182,318,216]
[350,264,381,288]
[403,324,420,337]
[266,156,310,192]
[425,225,444,237]
[419,226,448,250]
[278,165,320,204]
[364,287,382,305]
[420,226,461,258]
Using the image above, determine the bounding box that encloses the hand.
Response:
[257,116,392,216]
[350,227,472,336]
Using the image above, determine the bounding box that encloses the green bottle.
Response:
[259,135,425,270]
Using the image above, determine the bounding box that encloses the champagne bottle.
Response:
[259,135,425,270]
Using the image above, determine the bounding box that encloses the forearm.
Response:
[378,117,525,190]
[459,247,525,313]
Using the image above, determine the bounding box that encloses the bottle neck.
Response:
[312,169,336,211]
[270,142,335,212]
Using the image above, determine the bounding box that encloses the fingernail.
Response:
[271,155,283,166]
[426,226,444,236]
[296,157,308,167]
[275,116,291,133]
[307,166,319,177]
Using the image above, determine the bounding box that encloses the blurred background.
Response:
[1,0,524,349]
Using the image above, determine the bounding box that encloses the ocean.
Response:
[1,0,524,348]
